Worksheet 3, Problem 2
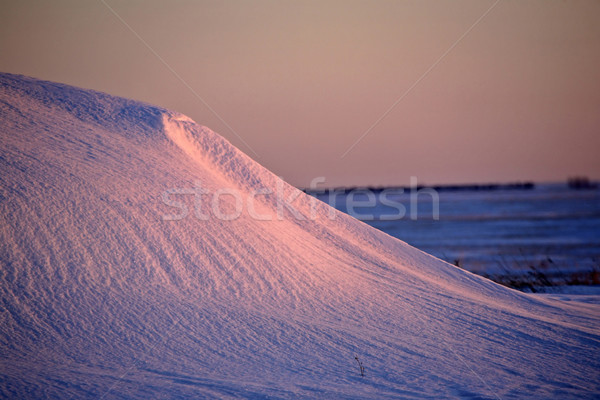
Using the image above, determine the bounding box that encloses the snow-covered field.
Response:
[310,184,600,281]
[1,72,599,399]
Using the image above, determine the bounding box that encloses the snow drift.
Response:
[0,72,598,399]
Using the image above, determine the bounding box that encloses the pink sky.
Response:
[1,0,599,187]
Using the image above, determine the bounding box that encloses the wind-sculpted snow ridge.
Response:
[1,72,599,399]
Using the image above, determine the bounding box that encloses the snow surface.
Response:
[1,72,599,399]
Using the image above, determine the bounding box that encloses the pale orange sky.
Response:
[1,0,599,187]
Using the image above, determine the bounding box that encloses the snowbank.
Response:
[1,72,598,399]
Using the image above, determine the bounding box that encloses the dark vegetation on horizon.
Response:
[453,258,600,293]
[302,181,535,194]
[302,177,599,194]
[568,176,598,190]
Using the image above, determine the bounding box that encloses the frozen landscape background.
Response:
[1,73,599,399]
[309,184,600,291]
